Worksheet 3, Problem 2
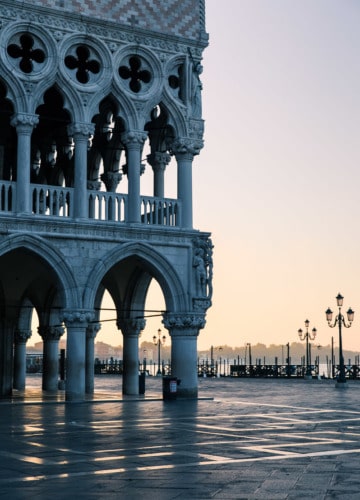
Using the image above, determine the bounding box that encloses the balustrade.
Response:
[0,181,182,227]
[141,196,181,226]
[32,184,72,217]
[0,181,15,212]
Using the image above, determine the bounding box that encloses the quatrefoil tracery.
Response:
[7,33,46,74]
[119,56,151,93]
[65,46,100,84]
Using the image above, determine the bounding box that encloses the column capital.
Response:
[14,329,32,344]
[87,180,101,190]
[163,312,206,335]
[68,122,95,138]
[38,326,65,341]
[61,309,95,326]
[100,171,122,191]
[10,113,39,131]
[169,137,203,157]
[117,318,146,336]
[147,152,171,172]
[86,323,101,339]
[121,130,147,149]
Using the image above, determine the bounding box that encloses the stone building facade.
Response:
[0,0,212,400]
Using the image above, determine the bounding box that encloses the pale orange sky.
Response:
[30,0,360,353]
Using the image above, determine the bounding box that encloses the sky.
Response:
[29,0,360,353]
[193,0,360,352]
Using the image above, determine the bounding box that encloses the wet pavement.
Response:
[1,375,360,499]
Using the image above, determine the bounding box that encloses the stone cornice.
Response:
[0,214,211,245]
[1,1,208,57]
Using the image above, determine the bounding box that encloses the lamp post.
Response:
[143,349,147,373]
[153,328,166,376]
[298,320,317,379]
[245,343,252,366]
[326,293,354,386]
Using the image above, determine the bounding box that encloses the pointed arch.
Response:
[0,233,80,309]
[83,242,188,313]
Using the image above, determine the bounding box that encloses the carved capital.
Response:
[117,318,146,336]
[38,326,65,342]
[67,122,95,138]
[11,113,39,132]
[121,130,147,149]
[163,312,206,334]
[100,171,122,192]
[61,309,95,326]
[147,152,171,172]
[86,323,101,339]
[169,137,203,157]
[87,180,102,191]
[14,329,32,344]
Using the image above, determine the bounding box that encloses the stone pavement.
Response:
[1,376,360,499]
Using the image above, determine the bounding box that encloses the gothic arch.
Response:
[0,233,80,310]
[159,93,188,138]
[0,71,28,113]
[83,241,188,314]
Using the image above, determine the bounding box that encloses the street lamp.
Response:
[326,293,354,386]
[298,319,317,379]
[153,328,166,376]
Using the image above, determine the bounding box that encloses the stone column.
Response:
[0,319,16,398]
[68,123,94,219]
[121,131,147,223]
[10,113,39,214]
[118,318,145,395]
[86,323,101,394]
[62,310,94,401]
[38,326,64,391]
[13,329,32,390]
[171,140,194,229]
[163,313,206,398]
[147,152,171,198]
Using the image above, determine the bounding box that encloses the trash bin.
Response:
[139,372,146,394]
[162,376,178,400]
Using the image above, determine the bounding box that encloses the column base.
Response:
[335,381,348,388]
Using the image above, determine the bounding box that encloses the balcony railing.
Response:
[141,196,181,227]
[32,184,72,217]
[0,181,15,213]
[88,191,127,222]
[0,181,182,227]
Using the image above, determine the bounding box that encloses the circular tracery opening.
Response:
[119,56,152,93]
[65,45,101,84]
[7,33,46,74]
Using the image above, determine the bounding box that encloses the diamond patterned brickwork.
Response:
[23,0,205,41]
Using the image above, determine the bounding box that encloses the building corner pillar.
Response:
[163,312,206,398]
